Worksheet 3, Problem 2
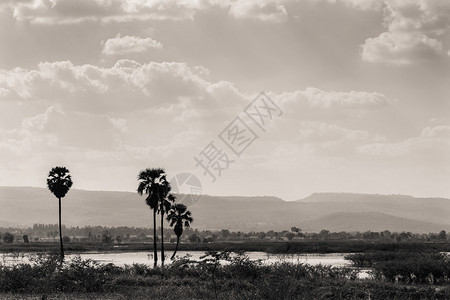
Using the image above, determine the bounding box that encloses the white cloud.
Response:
[358,0,450,65]
[3,0,294,24]
[7,0,210,24]
[303,87,391,108]
[338,0,383,11]
[357,124,450,158]
[229,0,288,23]
[102,35,162,55]
[361,31,443,65]
[0,59,245,115]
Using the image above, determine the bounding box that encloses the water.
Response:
[0,251,371,278]
[1,251,350,266]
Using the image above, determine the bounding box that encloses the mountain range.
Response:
[0,187,449,233]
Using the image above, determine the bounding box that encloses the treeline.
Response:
[1,225,449,244]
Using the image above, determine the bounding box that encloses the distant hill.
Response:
[304,212,446,233]
[1,187,449,233]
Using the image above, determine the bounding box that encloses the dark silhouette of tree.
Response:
[137,168,165,267]
[155,175,175,267]
[291,226,300,233]
[167,203,193,259]
[47,166,73,262]
[22,235,29,243]
[3,232,14,243]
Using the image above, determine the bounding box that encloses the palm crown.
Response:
[137,168,165,209]
[47,166,73,199]
[167,203,193,237]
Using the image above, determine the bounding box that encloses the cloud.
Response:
[229,0,288,23]
[275,88,391,124]
[359,0,450,65]
[0,59,245,115]
[338,0,383,11]
[357,124,450,158]
[303,88,391,108]
[102,34,163,55]
[361,31,443,65]
[6,0,211,24]
[4,0,291,24]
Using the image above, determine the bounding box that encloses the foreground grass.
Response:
[2,252,450,299]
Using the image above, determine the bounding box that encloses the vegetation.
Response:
[167,203,193,259]
[2,233,13,244]
[137,168,165,267]
[2,252,450,299]
[46,166,73,262]
[346,251,450,284]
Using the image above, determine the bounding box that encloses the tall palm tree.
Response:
[47,166,73,262]
[155,175,175,267]
[167,203,193,260]
[137,168,165,267]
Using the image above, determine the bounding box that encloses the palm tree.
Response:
[167,203,193,260]
[47,166,73,262]
[155,175,175,267]
[137,168,165,267]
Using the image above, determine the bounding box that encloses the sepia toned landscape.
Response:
[1,0,449,299]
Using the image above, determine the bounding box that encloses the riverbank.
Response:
[2,240,450,254]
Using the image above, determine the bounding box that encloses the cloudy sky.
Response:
[0,0,449,200]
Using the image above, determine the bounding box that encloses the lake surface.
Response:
[1,251,351,267]
[0,251,372,278]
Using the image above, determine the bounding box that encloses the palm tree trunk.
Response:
[161,210,165,267]
[171,236,180,260]
[153,209,158,267]
[58,197,64,262]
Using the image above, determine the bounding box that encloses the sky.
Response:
[0,0,449,201]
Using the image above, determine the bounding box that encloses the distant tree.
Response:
[220,229,230,240]
[438,230,447,240]
[101,230,112,244]
[62,236,71,243]
[189,233,201,243]
[23,235,29,243]
[285,232,295,241]
[116,235,123,243]
[137,168,165,267]
[382,230,392,239]
[47,166,73,262]
[319,230,330,240]
[167,203,193,259]
[291,226,300,233]
[3,232,14,243]
[258,232,266,240]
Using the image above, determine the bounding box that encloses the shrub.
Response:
[2,232,14,244]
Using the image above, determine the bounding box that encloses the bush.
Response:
[347,251,450,284]
[2,232,14,244]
